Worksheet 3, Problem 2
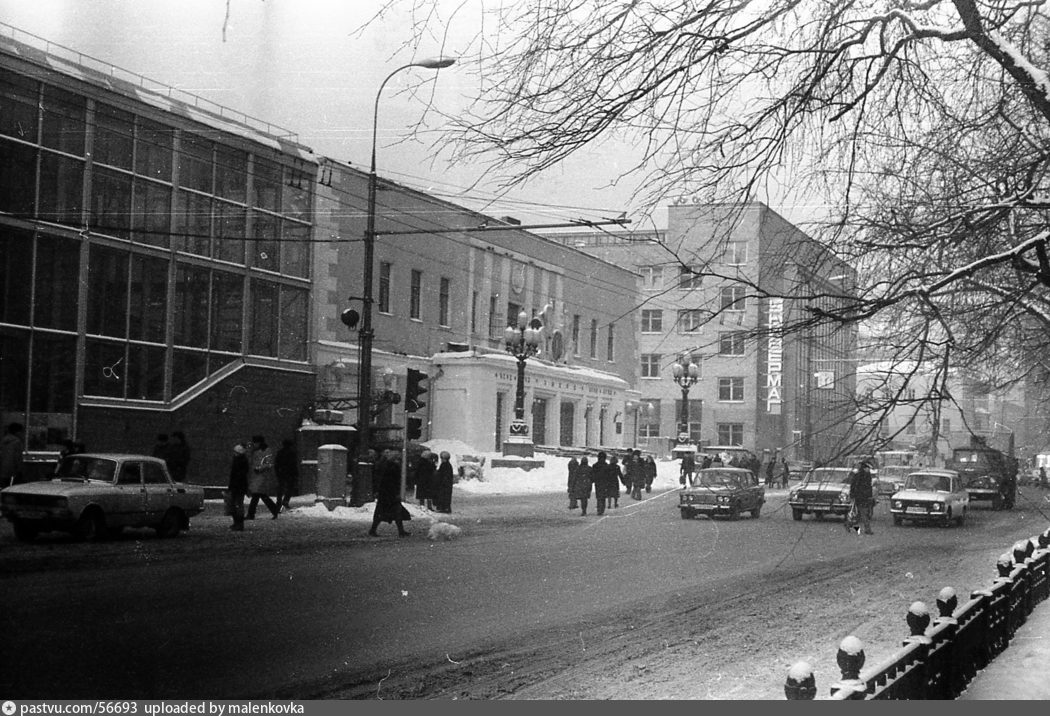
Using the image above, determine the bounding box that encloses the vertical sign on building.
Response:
[766,298,784,414]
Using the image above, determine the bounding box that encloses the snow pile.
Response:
[427,522,462,541]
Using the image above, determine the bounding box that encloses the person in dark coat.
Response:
[1,422,25,488]
[414,450,436,510]
[166,430,191,482]
[567,456,580,509]
[572,456,593,515]
[680,451,696,485]
[644,455,657,493]
[779,458,791,489]
[247,434,280,520]
[274,438,299,512]
[368,451,411,537]
[227,443,250,531]
[434,451,455,513]
[625,449,646,500]
[765,459,776,488]
[591,452,613,516]
[847,460,875,535]
[608,455,622,508]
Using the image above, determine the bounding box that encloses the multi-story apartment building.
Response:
[0,27,317,484]
[312,161,640,455]
[548,202,857,462]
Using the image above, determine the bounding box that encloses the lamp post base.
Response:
[502,436,535,458]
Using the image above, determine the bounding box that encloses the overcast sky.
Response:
[0,0,664,229]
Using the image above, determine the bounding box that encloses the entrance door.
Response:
[560,402,575,446]
[532,398,547,445]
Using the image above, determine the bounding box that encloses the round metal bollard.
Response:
[996,553,1013,577]
[906,601,930,637]
[936,587,958,619]
[785,661,817,700]
[837,635,865,680]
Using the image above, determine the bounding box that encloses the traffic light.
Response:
[406,416,423,440]
[405,368,428,412]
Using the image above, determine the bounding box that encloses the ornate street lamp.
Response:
[671,355,700,446]
[503,310,543,457]
[350,57,455,507]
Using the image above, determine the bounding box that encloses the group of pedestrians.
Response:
[411,449,455,514]
[567,450,657,516]
[226,434,299,531]
[152,431,192,482]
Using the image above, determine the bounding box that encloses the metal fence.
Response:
[784,527,1050,700]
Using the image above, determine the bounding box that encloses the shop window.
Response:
[135,117,173,180]
[214,202,246,264]
[210,271,243,353]
[250,279,279,356]
[0,228,32,326]
[717,423,744,446]
[174,190,212,256]
[171,349,208,396]
[252,158,281,212]
[87,246,129,338]
[174,264,210,348]
[0,70,39,142]
[0,327,30,414]
[38,152,84,226]
[0,140,37,217]
[83,338,125,398]
[34,234,80,332]
[178,132,213,193]
[251,212,280,272]
[129,255,168,344]
[126,343,166,401]
[279,287,308,361]
[132,179,171,248]
[89,166,132,239]
[215,145,247,203]
[282,174,311,220]
[281,222,310,277]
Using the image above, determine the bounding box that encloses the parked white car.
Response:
[890,469,969,527]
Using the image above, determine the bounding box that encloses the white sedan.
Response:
[890,469,969,527]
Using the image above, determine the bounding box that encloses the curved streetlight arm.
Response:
[371,59,456,172]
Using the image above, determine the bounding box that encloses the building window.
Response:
[720,286,746,311]
[640,265,663,290]
[209,271,243,353]
[606,323,615,361]
[718,377,744,401]
[677,309,703,333]
[679,264,702,289]
[410,269,422,320]
[439,277,451,327]
[378,262,391,313]
[641,354,661,378]
[641,309,663,333]
[639,399,661,438]
[488,293,500,338]
[589,319,598,359]
[725,241,747,265]
[717,423,744,446]
[572,314,581,356]
[719,332,745,355]
[87,245,129,339]
[506,301,521,329]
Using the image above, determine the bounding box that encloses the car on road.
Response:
[877,465,912,497]
[679,467,764,520]
[788,467,858,521]
[889,469,969,527]
[0,453,205,542]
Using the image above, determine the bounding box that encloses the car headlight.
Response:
[718,495,729,504]
[931,502,944,512]
[839,490,851,503]
[892,500,902,509]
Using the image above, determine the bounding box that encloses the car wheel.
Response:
[76,509,107,542]
[12,519,39,542]
[893,515,903,526]
[792,509,803,521]
[680,507,692,520]
[157,509,183,538]
[750,504,762,518]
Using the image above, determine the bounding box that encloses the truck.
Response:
[945,437,1017,510]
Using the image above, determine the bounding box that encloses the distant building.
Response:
[546,202,857,462]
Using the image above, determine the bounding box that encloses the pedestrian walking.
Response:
[571,456,593,516]
[369,451,411,537]
[591,452,613,516]
[1040,466,1048,489]
[414,450,437,510]
[246,435,280,520]
[274,438,299,512]
[765,459,776,488]
[626,449,645,500]
[680,451,695,486]
[847,459,875,535]
[167,430,191,482]
[644,455,657,493]
[227,443,249,531]
[1,421,25,487]
[434,451,455,513]
[567,456,580,509]
[608,454,622,508]
[779,458,791,489]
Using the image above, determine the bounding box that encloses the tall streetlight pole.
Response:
[351,57,455,507]
[671,355,700,447]
[503,310,543,457]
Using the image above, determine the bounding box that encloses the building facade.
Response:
[0,28,317,484]
[311,161,640,455]
[548,202,857,462]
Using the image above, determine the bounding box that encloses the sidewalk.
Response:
[958,596,1050,699]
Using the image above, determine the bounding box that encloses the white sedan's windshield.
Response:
[906,474,950,492]
[806,469,851,485]
[691,471,742,488]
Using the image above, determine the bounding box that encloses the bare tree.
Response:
[361,1,1050,455]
